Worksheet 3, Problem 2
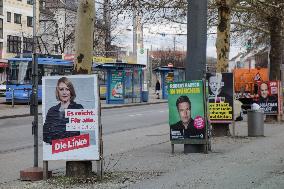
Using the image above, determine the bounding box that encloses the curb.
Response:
[101,100,167,109]
[0,101,167,119]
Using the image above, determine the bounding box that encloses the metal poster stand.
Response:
[43,76,104,180]
[171,80,210,154]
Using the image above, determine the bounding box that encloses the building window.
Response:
[23,37,33,53]
[7,35,21,53]
[0,19,2,39]
[27,16,33,27]
[7,12,11,22]
[27,0,33,5]
[14,13,21,24]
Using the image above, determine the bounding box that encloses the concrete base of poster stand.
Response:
[66,161,92,177]
[184,144,205,153]
[212,123,230,137]
[171,139,209,154]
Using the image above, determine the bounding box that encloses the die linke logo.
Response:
[52,134,90,154]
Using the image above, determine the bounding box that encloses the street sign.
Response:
[137,48,147,66]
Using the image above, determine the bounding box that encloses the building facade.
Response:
[0,0,39,58]
[38,0,77,55]
[0,0,39,82]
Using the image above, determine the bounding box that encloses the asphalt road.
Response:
[0,103,168,184]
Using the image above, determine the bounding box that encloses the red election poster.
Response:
[256,81,280,115]
[42,75,99,160]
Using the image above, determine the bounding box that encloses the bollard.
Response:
[12,89,14,107]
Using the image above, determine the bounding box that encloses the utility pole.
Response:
[186,0,207,80]
[185,0,208,153]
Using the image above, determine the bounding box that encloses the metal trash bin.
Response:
[142,91,149,102]
[247,110,264,136]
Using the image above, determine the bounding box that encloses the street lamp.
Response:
[31,0,39,168]
[20,0,42,181]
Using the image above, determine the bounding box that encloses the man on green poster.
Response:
[170,95,205,139]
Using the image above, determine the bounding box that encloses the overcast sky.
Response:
[113,21,243,59]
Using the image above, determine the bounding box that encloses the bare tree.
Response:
[38,0,78,55]
[38,0,120,56]
[232,0,284,80]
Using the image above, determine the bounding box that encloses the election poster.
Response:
[206,73,234,123]
[110,70,124,100]
[42,75,100,161]
[168,80,206,141]
[256,81,280,114]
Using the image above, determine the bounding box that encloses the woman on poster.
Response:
[43,77,84,145]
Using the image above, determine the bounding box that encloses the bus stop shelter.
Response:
[94,63,146,104]
[154,66,185,99]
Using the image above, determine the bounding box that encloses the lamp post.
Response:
[20,0,43,181]
[31,0,39,168]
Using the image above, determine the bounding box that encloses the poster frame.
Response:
[168,80,209,147]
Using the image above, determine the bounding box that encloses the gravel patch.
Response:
[0,171,163,189]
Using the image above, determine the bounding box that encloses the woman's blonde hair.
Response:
[55,77,76,102]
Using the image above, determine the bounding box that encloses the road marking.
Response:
[129,113,143,117]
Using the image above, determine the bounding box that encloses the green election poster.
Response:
[168,80,206,140]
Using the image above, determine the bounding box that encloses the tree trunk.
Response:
[266,16,282,122]
[216,0,231,73]
[268,16,282,80]
[73,0,95,74]
[67,0,95,177]
[214,0,232,136]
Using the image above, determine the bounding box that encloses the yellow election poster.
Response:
[206,73,234,123]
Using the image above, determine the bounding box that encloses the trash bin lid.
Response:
[247,109,264,113]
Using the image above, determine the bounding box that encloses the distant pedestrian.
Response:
[155,80,161,99]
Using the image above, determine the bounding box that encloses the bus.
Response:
[6,57,73,103]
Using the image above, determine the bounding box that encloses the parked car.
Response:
[0,81,6,97]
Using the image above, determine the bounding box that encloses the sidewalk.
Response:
[0,87,166,119]
[2,119,284,188]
